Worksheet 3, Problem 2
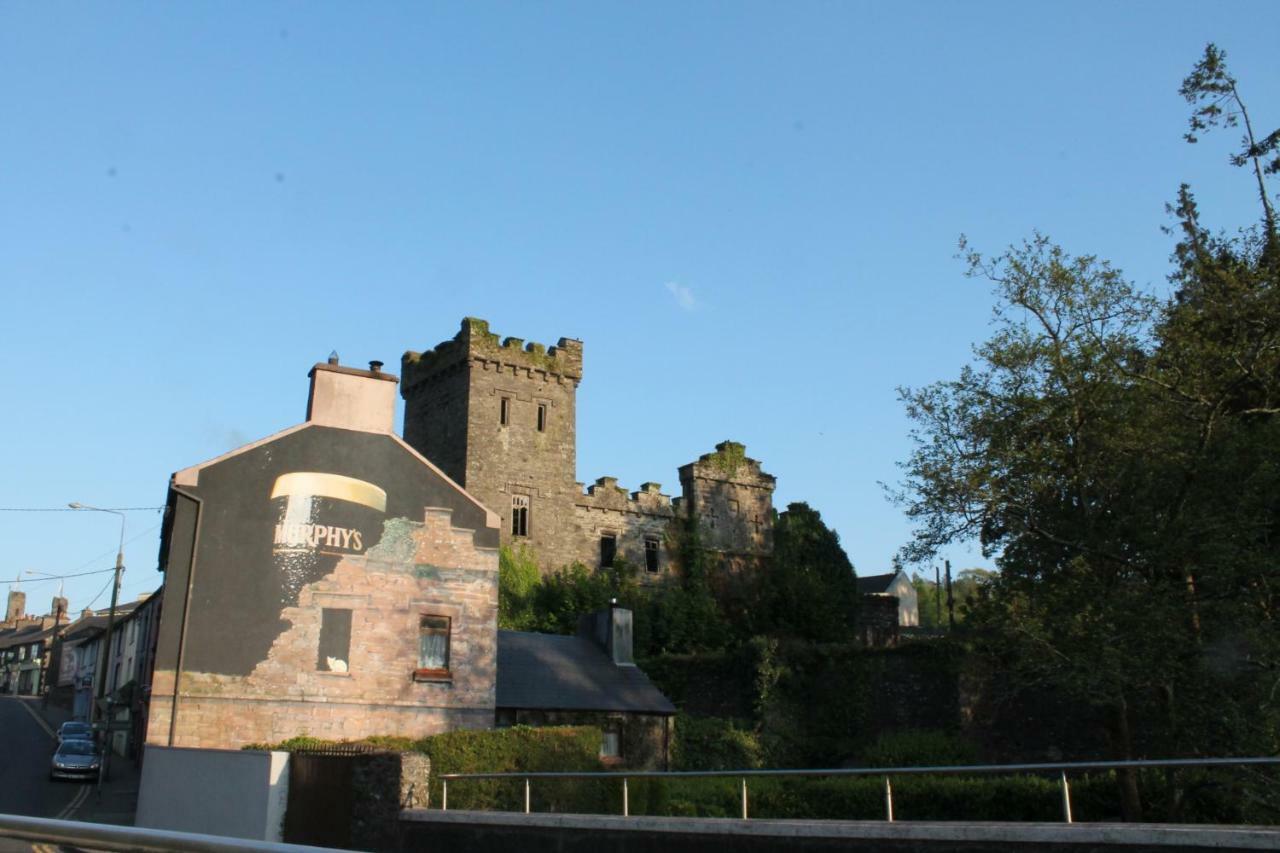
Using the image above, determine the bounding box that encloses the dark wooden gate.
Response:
[283,745,379,848]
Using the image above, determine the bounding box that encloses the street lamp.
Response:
[68,502,125,786]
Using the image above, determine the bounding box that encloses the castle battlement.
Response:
[679,441,776,488]
[576,477,674,516]
[401,318,582,393]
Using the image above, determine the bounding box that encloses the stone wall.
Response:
[147,508,498,749]
[856,594,901,648]
[573,479,677,581]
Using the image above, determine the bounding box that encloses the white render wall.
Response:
[136,746,290,842]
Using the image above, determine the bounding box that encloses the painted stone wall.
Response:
[149,509,498,749]
[146,418,501,751]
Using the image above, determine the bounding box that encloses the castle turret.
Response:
[402,318,584,569]
[678,441,776,561]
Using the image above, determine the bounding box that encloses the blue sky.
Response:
[2,3,1277,614]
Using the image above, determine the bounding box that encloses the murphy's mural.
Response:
[145,359,501,750]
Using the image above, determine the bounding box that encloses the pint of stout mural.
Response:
[270,472,387,606]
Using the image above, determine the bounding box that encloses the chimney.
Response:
[6,589,25,623]
[52,596,68,621]
[305,357,399,434]
[82,608,94,620]
[577,601,634,666]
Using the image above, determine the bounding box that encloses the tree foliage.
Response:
[895,46,1280,819]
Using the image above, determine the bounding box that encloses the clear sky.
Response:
[2,2,1277,616]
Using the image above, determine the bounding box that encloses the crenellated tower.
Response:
[401,318,584,569]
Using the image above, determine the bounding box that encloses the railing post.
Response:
[623,778,629,817]
[441,779,447,811]
[884,776,894,822]
[741,777,748,819]
[524,778,531,814]
[1060,771,1073,824]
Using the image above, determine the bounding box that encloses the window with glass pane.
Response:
[511,495,530,537]
[416,615,451,678]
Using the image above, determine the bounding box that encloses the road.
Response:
[0,697,89,852]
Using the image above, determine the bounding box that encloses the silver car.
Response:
[50,739,101,782]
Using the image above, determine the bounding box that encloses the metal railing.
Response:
[0,814,344,852]
[438,756,1280,823]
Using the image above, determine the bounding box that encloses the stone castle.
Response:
[401,318,776,576]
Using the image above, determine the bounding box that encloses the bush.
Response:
[857,730,979,768]
[673,716,763,771]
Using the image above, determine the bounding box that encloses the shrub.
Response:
[673,716,763,771]
[857,730,979,768]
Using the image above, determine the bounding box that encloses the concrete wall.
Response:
[400,811,1280,853]
[136,746,290,842]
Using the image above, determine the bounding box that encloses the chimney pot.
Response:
[369,360,383,374]
[328,351,340,365]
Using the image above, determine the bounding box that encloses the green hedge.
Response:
[249,725,607,813]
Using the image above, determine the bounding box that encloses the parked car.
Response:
[50,740,101,782]
[56,721,94,747]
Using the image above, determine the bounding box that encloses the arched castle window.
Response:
[511,494,529,537]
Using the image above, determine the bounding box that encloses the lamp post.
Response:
[68,502,125,786]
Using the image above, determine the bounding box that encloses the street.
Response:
[0,697,89,852]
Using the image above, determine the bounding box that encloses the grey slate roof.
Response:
[856,572,900,595]
[496,630,677,715]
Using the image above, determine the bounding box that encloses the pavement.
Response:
[18,697,141,827]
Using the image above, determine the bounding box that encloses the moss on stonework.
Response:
[709,442,746,475]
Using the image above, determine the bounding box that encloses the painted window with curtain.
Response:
[416,615,451,680]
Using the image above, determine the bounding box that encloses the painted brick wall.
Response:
[147,508,498,749]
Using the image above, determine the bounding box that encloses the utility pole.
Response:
[69,503,125,787]
[945,559,955,631]
[933,564,942,628]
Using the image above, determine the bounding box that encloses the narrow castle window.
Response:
[512,495,530,537]
[600,534,617,568]
[415,615,451,680]
[644,537,660,573]
[500,397,510,426]
[317,608,352,673]
[536,403,547,432]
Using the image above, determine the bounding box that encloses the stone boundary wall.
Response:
[399,811,1280,853]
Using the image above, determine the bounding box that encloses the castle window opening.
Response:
[599,534,617,568]
[500,397,511,426]
[511,494,530,537]
[536,403,547,432]
[644,537,660,573]
[416,615,451,679]
[317,608,352,673]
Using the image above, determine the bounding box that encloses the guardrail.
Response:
[439,756,1280,822]
[0,814,344,852]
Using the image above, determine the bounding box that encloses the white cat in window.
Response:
[326,657,348,672]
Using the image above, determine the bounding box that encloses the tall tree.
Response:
[1179,43,1279,255]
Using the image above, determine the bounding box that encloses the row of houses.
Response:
[1,587,162,759]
